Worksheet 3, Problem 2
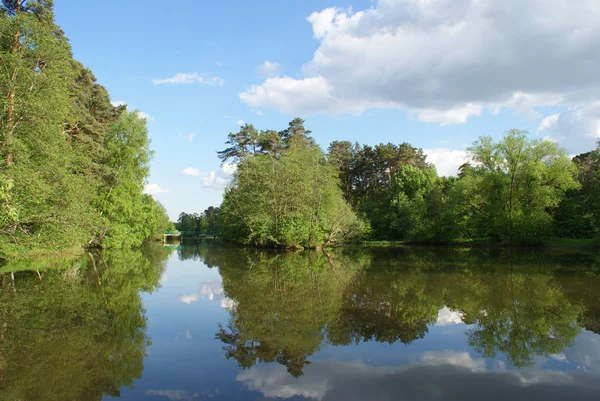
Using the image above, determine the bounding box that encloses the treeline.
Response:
[0,1,169,259]
[175,207,220,233]
[217,118,599,246]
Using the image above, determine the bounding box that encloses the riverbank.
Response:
[357,237,600,250]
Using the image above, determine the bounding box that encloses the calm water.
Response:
[1,243,600,400]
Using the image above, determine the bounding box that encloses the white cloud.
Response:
[241,0,600,132]
[143,183,169,195]
[110,100,154,121]
[435,306,465,326]
[201,164,237,190]
[176,294,198,304]
[221,163,237,175]
[136,111,155,121]
[537,113,561,134]
[180,167,201,177]
[216,61,224,66]
[537,104,600,153]
[236,119,245,126]
[220,298,236,310]
[237,354,593,401]
[146,389,200,401]
[257,60,284,77]
[198,76,225,86]
[199,280,224,301]
[153,72,198,85]
[424,148,469,177]
[201,171,230,190]
[152,72,224,86]
[187,132,196,142]
[421,351,486,372]
[418,104,482,125]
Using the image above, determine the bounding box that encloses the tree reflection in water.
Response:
[211,246,600,376]
[0,246,172,401]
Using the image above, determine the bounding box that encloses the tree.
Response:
[0,1,169,259]
[554,142,600,238]
[93,111,166,247]
[219,127,366,248]
[462,130,578,243]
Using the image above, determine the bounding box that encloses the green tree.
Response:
[95,111,167,248]
[554,142,600,238]
[462,130,578,243]
[219,120,365,248]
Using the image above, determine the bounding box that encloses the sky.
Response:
[53,0,600,220]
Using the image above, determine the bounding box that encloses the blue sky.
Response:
[54,0,600,220]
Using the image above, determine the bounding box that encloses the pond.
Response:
[1,242,600,400]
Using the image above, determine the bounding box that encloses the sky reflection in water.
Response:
[1,244,600,400]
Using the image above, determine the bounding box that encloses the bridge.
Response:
[162,230,217,242]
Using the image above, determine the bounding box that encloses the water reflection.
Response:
[237,355,600,401]
[1,244,600,400]
[209,247,600,376]
[0,246,172,401]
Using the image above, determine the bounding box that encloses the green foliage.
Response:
[327,141,430,239]
[0,245,171,400]
[461,130,578,243]
[390,165,458,242]
[176,206,220,233]
[0,1,168,259]
[219,119,366,248]
[554,142,600,238]
[325,129,582,245]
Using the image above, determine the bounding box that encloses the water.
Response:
[1,243,600,400]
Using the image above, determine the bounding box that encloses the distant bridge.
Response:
[162,231,216,241]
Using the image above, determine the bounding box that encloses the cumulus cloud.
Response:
[424,148,469,177]
[220,298,236,310]
[180,167,201,177]
[143,183,169,195]
[537,103,600,153]
[199,280,224,301]
[176,294,198,304]
[435,306,465,326]
[152,72,225,86]
[257,60,284,77]
[236,119,245,126]
[240,0,600,132]
[201,164,237,190]
[201,171,230,190]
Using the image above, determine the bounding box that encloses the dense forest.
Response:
[0,1,169,260]
[174,207,220,234]
[216,119,600,248]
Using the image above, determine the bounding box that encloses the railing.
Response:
[164,231,216,236]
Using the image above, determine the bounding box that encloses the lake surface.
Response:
[2,243,600,400]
